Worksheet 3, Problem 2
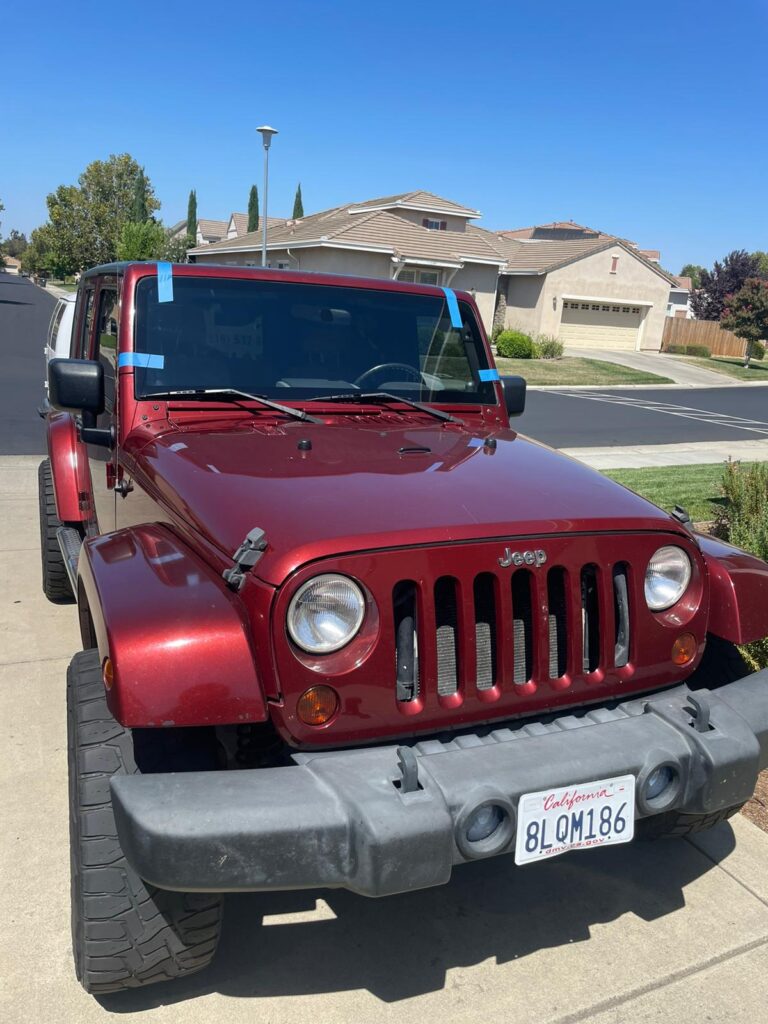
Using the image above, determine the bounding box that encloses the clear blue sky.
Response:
[3,0,766,273]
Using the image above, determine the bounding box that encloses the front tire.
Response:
[68,650,223,994]
[38,458,74,603]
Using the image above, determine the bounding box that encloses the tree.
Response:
[44,154,160,274]
[721,278,768,367]
[690,250,761,321]
[292,182,304,219]
[159,229,191,263]
[752,251,768,279]
[247,185,259,232]
[21,224,61,277]
[680,264,704,289]
[131,169,149,223]
[186,189,197,245]
[2,229,28,258]
[116,220,166,260]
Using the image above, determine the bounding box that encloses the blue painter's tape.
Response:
[118,352,165,369]
[467,438,485,448]
[157,261,173,303]
[441,287,462,329]
[478,368,500,382]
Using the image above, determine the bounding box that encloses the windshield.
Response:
[132,276,497,405]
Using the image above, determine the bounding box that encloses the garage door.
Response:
[559,300,643,350]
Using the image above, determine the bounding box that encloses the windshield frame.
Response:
[129,271,500,409]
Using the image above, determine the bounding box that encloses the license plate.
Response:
[514,774,635,866]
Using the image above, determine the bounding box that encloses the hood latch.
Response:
[223,527,268,591]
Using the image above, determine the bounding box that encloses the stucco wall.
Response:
[450,264,499,334]
[197,246,391,280]
[503,245,671,350]
[504,276,545,334]
[390,210,468,232]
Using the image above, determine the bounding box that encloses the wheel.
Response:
[68,650,223,994]
[354,362,422,389]
[637,634,749,840]
[38,458,75,603]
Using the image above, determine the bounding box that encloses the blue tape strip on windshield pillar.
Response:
[478,368,500,381]
[441,287,462,329]
[118,352,165,369]
[157,262,173,303]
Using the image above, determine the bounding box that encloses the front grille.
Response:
[394,560,634,704]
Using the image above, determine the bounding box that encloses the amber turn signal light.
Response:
[671,633,697,666]
[297,685,339,726]
[102,657,114,690]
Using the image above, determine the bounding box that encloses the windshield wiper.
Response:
[142,388,321,424]
[308,391,464,425]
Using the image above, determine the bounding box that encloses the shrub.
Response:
[750,341,765,360]
[666,344,711,357]
[714,461,768,669]
[535,335,564,360]
[496,330,534,359]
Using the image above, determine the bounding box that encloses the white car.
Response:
[44,293,76,387]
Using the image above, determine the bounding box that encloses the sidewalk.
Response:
[562,437,768,470]
[1,453,768,1024]
[563,346,750,388]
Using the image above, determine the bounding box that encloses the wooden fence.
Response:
[661,317,747,357]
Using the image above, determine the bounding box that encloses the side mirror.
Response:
[48,359,112,447]
[48,359,104,417]
[500,375,526,418]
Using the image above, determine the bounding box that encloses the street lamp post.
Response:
[256,125,278,268]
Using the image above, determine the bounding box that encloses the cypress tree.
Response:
[131,170,149,223]
[247,185,259,232]
[292,183,304,219]
[186,189,197,242]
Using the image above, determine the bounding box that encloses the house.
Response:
[195,219,229,246]
[189,191,508,329]
[668,276,693,319]
[2,255,21,275]
[226,213,286,239]
[188,192,678,351]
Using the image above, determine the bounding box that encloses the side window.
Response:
[96,289,119,412]
[78,289,95,358]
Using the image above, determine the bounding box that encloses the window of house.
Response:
[96,288,119,411]
[610,256,619,273]
[422,218,447,230]
[399,269,441,286]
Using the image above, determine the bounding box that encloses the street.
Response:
[3,271,768,456]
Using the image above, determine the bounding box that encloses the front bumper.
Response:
[111,671,768,897]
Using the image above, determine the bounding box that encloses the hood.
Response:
[128,416,679,584]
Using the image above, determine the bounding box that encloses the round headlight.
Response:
[645,546,692,611]
[287,574,365,653]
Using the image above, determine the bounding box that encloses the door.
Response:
[559,300,643,350]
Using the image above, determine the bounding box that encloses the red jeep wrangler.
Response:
[41,262,768,995]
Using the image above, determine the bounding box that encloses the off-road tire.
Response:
[38,458,74,602]
[68,650,223,994]
[637,634,749,840]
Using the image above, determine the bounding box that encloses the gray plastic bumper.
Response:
[111,672,768,897]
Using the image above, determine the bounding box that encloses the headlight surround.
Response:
[644,546,692,611]
[287,574,365,653]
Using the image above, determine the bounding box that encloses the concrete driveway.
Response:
[2,454,768,1024]
[563,347,745,388]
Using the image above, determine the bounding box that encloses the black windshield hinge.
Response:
[222,527,268,591]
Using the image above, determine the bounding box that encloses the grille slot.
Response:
[474,573,497,690]
[581,565,600,673]
[434,577,459,696]
[393,581,419,701]
[547,568,568,679]
[613,564,630,668]
[511,570,533,684]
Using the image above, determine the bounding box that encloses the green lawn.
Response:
[494,356,672,387]
[602,463,753,522]
[681,355,768,381]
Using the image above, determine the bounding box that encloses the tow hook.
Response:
[685,693,714,733]
[223,527,268,591]
[396,746,421,793]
